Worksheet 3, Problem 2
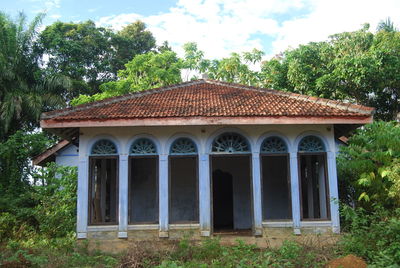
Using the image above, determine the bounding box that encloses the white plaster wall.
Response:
[79,124,336,156]
[76,123,339,236]
[55,144,79,167]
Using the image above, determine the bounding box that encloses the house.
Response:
[39,79,374,247]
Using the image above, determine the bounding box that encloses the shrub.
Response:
[337,121,400,209]
[340,205,400,266]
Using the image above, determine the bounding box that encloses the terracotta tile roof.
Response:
[42,80,374,121]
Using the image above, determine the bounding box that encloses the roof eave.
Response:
[41,115,373,129]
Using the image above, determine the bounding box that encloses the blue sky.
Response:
[2,0,400,59]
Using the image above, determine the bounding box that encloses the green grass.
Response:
[1,236,339,268]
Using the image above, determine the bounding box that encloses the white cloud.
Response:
[271,0,400,54]
[96,0,400,59]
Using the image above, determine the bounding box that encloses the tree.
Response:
[337,121,400,209]
[38,20,156,100]
[261,23,400,120]
[0,12,68,140]
[377,17,398,32]
[182,42,264,86]
[38,21,116,98]
[71,50,182,105]
[111,21,156,73]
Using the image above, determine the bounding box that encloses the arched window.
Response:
[170,138,197,155]
[260,136,291,220]
[211,132,250,154]
[298,135,330,220]
[129,138,158,224]
[261,136,288,154]
[298,136,325,153]
[169,137,198,223]
[130,138,157,155]
[91,139,118,155]
[89,139,118,225]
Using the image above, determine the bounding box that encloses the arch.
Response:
[87,134,121,155]
[129,138,158,155]
[211,132,250,154]
[260,136,288,154]
[298,136,326,153]
[294,131,331,153]
[170,137,198,155]
[90,139,118,155]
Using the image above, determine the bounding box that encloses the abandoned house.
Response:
[36,79,374,246]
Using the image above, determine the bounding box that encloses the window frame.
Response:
[168,154,200,224]
[297,151,331,221]
[260,152,292,221]
[128,155,159,225]
[88,155,119,226]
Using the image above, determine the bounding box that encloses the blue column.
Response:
[77,156,89,239]
[327,151,340,233]
[118,154,129,238]
[251,152,263,236]
[159,154,169,237]
[199,153,211,236]
[289,152,301,234]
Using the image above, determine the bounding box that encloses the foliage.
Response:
[337,121,400,209]
[0,236,118,267]
[340,205,400,266]
[31,163,77,238]
[261,24,400,120]
[182,42,264,86]
[38,20,156,99]
[112,21,156,73]
[0,12,69,139]
[150,238,333,268]
[71,50,182,105]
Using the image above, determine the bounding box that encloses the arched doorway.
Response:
[210,132,252,233]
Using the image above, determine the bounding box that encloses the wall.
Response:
[76,123,339,238]
[55,144,79,167]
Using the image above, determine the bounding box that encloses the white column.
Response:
[199,153,211,236]
[159,154,169,237]
[77,156,89,239]
[118,154,129,238]
[289,152,301,235]
[251,152,263,236]
[327,151,340,233]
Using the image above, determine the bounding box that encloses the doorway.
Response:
[212,169,234,230]
[211,156,252,232]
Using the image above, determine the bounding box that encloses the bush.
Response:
[340,205,400,266]
[337,121,400,209]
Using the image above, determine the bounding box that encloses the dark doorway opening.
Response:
[212,169,234,230]
[211,155,252,233]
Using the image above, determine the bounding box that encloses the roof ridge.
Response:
[202,79,374,115]
[42,79,207,120]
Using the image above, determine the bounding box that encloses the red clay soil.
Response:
[325,254,367,268]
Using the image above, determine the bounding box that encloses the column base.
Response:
[200,230,211,237]
[118,231,128,239]
[253,228,263,237]
[332,226,340,234]
[293,228,301,235]
[77,232,87,239]
[159,231,169,238]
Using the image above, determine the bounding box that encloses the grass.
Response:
[1,236,341,268]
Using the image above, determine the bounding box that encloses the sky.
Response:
[2,0,400,59]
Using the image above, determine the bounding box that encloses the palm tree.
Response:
[0,12,70,140]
